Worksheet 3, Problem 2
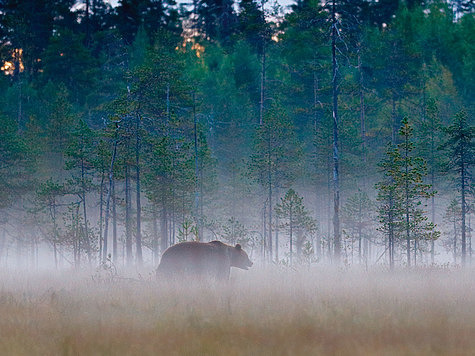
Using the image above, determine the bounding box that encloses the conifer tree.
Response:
[64,118,97,263]
[248,104,302,261]
[275,188,316,265]
[342,190,375,264]
[376,144,404,269]
[376,118,438,268]
[442,198,463,264]
[440,110,474,266]
[397,117,437,266]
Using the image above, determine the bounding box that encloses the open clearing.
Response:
[0,267,474,355]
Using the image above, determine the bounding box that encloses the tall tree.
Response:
[440,110,474,266]
[248,104,302,260]
[376,143,404,269]
[341,190,375,264]
[64,118,97,263]
[376,118,438,268]
[442,198,463,263]
[330,0,341,261]
[275,188,316,264]
[195,0,238,44]
[397,117,436,266]
[0,114,31,209]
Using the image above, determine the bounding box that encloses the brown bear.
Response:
[156,240,253,281]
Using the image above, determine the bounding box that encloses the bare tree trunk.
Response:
[313,71,322,261]
[152,207,159,264]
[358,48,367,188]
[81,159,92,263]
[200,154,204,241]
[112,178,117,263]
[327,150,332,260]
[289,205,293,266]
[461,160,467,266]
[125,163,133,265]
[102,125,118,262]
[331,0,341,262]
[431,148,436,264]
[99,168,105,260]
[454,213,457,263]
[135,113,143,264]
[259,7,266,126]
[193,92,201,240]
[391,95,398,144]
[263,201,267,260]
[268,134,273,261]
[275,215,279,262]
[405,133,411,268]
[469,214,472,264]
[160,202,168,254]
[358,202,362,264]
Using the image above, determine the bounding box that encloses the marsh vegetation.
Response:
[1,267,474,355]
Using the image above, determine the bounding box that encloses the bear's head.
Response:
[231,244,253,270]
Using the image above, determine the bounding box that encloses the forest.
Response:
[0,0,473,269]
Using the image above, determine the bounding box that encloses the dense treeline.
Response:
[0,0,473,268]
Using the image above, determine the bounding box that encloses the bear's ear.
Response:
[235,244,242,250]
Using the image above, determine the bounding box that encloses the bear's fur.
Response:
[156,240,253,281]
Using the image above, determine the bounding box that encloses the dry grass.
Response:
[1,266,474,355]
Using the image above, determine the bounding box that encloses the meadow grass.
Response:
[0,266,474,355]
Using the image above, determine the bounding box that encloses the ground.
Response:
[0,266,474,355]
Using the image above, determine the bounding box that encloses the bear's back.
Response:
[157,241,230,278]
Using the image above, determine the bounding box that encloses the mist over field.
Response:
[1,266,474,355]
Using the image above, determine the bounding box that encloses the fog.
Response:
[1,264,474,355]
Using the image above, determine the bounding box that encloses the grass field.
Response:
[0,266,474,355]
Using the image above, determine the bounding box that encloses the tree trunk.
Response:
[193,92,201,240]
[268,134,273,262]
[102,125,118,262]
[461,159,466,266]
[263,201,267,260]
[358,49,367,177]
[99,168,105,260]
[331,0,341,262]
[313,72,322,260]
[259,13,266,126]
[289,205,293,266]
[152,207,159,264]
[391,95,396,144]
[81,159,92,263]
[389,192,394,270]
[454,213,457,263]
[160,203,168,254]
[405,134,411,267]
[135,113,143,264]
[275,215,279,262]
[125,163,133,265]
[112,178,117,263]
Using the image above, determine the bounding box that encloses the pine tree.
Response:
[0,114,31,209]
[33,179,66,268]
[376,118,438,268]
[64,118,97,264]
[248,104,302,261]
[397,117,437,266]
[275,188,316,265]
[376,144,404,269]
[442,198,463,264]
[342,190,375,265]
[439,110,474,266]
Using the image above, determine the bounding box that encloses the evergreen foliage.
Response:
[0,0,472,267]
